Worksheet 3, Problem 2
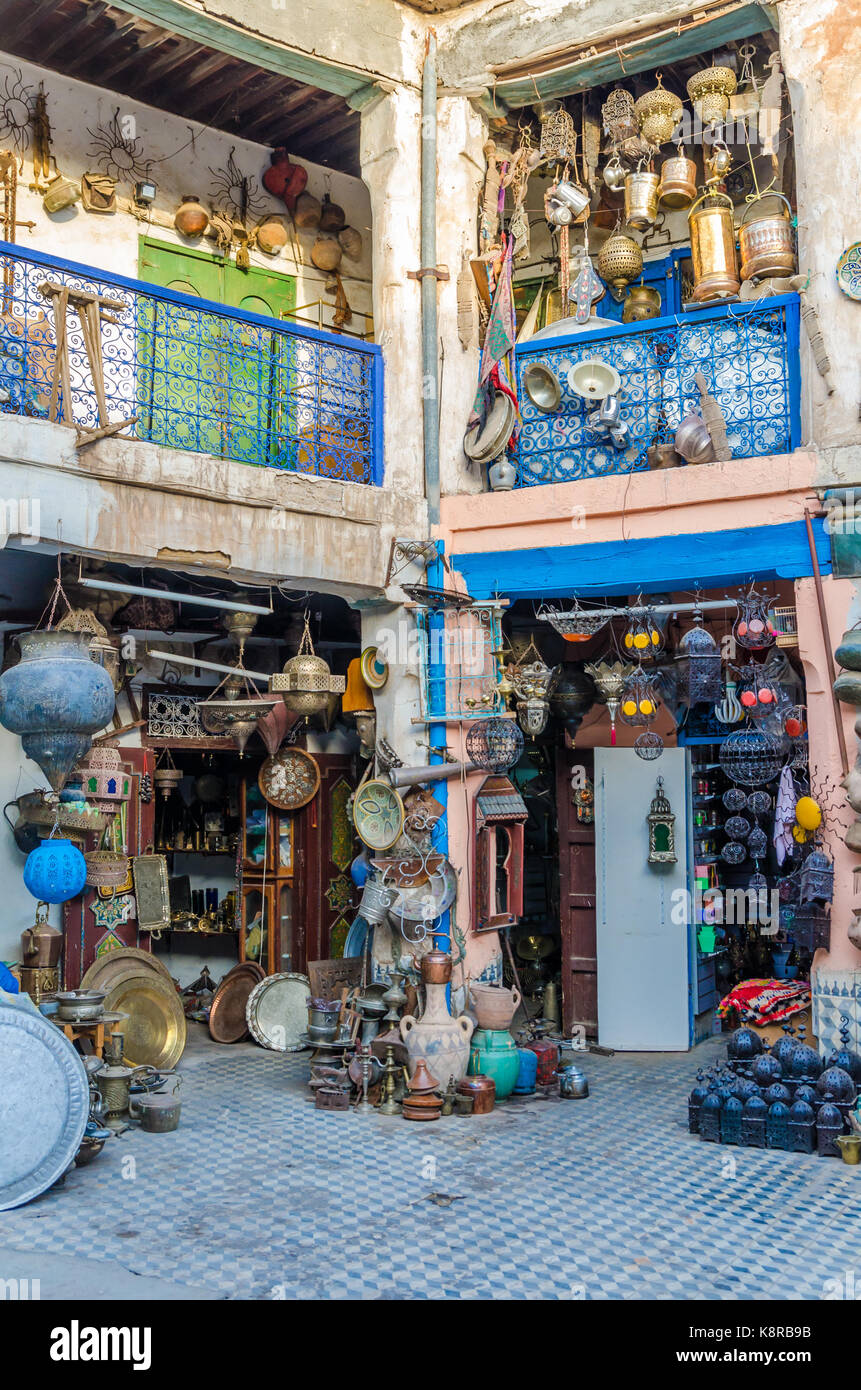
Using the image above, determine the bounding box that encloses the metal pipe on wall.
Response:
[421,31,440,526]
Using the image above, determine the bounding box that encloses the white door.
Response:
[594,748,690,1050]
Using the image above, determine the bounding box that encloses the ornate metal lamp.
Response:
[199,641,279,756]
[505,639,558,740]
[269,610,345,719]
[585,659,636,745]
[675,615,722,706]
[647,776,677,864]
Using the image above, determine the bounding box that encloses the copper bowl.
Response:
[420,950,452,985]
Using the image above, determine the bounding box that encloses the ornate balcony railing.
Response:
[514,294,801,487]
[0,241,383,485]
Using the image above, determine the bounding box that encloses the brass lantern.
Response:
[647,777,677,865]
[269,610,346,718]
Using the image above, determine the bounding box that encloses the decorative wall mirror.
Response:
[473,775,527,932]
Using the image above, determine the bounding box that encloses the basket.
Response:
[84,850,130,888]
[770,606,798,648]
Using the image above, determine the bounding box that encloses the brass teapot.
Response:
[20,902,62,969]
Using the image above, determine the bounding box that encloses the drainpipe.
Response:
[421,31,440,526]
[429,543,451,982]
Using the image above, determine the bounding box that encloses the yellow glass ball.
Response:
[794,796,822,831]
[624,633,634,648]
[633,632,649,650]
[650,630,660,645]
[622,699,637,716]
[639,699,655,715]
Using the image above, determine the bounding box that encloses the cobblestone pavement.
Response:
[3,1030,859,1300]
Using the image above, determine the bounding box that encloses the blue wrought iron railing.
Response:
[0,240,383,485]
[514,294,801,487]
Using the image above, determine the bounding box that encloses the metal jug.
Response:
[658,150,697,208]
[3,792,47,855]
[20,903,62,968]
[624,169,660,230]
[559,1063,589,1098]
[688,189,739,302]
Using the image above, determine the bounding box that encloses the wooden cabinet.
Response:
[239,777,295,975]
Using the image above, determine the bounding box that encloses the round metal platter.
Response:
[387,858,458,930]
[0,991,89,1211]
[258,747,321,811]
[353,779,405,851]
[209,971,258,1044]
[245,972,311,1052]
[103,969,187,1070]
[360,646,388,691]
[81,946,172,993]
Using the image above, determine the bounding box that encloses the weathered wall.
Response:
[2,53,375,332]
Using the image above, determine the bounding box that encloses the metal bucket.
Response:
[688,190,739,302]
[358,878,395,925]
[739,193,796,282]
[624,169,660,230]
[658,152,697,208]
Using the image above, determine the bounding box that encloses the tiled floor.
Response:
[3,1030,860,1300]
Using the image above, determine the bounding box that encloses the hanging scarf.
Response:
[773,765,796,867]
[470,236,519,439]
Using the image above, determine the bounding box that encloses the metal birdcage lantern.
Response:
[736,662,780,719]
[465,717,524,773]
[799,849,834,906]
[733,585,777,651]
[602,88,638,144]
[788,1100,816,1152]
[766,1100,791,1150]
[647,776,677,864]
[619,667,660,726]
[741,1094,767,1148]
[539,104,576,164]
[675,618,722,706]
[719,727,786,787]
[269,610,346,719]
[622,605,664,658]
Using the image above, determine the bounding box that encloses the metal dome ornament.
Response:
[675,614,722,706]
[465,717,524,773]
[733,585,776,651]
[647,776,676,864]
[269,610,345,719]
[635,730,664,760]
[719,727,786,786]
[619,667,660,726]
[23,835,87,903]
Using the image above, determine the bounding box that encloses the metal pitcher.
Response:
[624,169,660,230]
[688,189,739,302]
[658,150,697,209]
[20,903,62,968]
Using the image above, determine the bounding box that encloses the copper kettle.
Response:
[20,903,62,969]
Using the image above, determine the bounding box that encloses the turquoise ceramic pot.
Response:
[469,1028,520,1100]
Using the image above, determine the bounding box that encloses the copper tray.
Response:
[258,748,320,811]
[102,968,187,1070]
[81,946,172,993]
[210,971,259,1043]
[222,961,265,986]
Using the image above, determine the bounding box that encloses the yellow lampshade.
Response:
[342,657,374,713]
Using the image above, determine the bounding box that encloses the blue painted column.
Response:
[428,542,451,966]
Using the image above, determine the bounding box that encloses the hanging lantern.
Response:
[585,659,636,746]
[634,74,683,147]
[619,667,660,725]
[623,606,664,657]
[506,640,558,741]
[74,744,132,816]
[23,836,86,903]
[736,662,780,718]
[549,666,597,740]
[56,607,121,692]
[465,717,524,773]
[647,777,677,864]
[635,731,664,760]
[269,611,345,719]
[0,631,115,792]
[199,641,280,756]
[799,849,834,906]
[733,586,777,650]
[602,88,639,145]
[154,749,182,798]
[719,727,786,786]
[675,617,722,706]
[686,65,737,127]
[597,230,643,289]
[517,696,550,740]
[538,104,576,164]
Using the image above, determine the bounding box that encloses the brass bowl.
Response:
[103,968,187,1070]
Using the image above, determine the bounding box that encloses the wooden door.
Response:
[63,747,156,987]
[298,755,357,969]
[556,745,598,1037]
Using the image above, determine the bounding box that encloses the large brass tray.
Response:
[103,968,187,1069]
[81,945,172,993]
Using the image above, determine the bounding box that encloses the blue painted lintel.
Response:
[452,519,830,602]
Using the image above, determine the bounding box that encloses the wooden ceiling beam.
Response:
[279,96,350,144]
[4,0,64,49]
[180,63,258,119]
[36,0,110,64]
[131,35,200,89]
[103,28,171,83]
[65,15,140,74]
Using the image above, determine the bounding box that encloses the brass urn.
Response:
[597,231,643,288]
[634,74,683,147]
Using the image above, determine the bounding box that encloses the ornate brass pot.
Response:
[597,231,643,289]
[739,194,796,282]
[688,190,739,302]
[658,151,697,208]
[622,282,662,323]
[624,169,659,230]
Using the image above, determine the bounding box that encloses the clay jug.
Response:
[400,952,473,1081]
[293,192,321,230]
[255,215,288,256]
[310,234,342,272]
[469,981,521,1030]
[319,193,346,232]
[338,225,363,261]
[174,195,209,238]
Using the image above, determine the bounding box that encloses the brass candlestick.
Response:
[379,1045,401,1115]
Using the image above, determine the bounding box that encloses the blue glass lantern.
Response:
[23,837,86,903]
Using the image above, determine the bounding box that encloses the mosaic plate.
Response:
[836,242,861,301]
[352,779,405,851]
[258,748,320,811]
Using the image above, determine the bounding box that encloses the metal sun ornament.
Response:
[0,68,35,150]
[87,108,149,183]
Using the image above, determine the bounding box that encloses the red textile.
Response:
[718,977,810,1025]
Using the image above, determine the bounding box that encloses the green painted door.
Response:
[136,238,296,465]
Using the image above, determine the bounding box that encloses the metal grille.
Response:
[0,240,382,485]
[515,295,800,486]
[416,605,504,721]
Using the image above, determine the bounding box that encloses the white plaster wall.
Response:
[0,724,59,970]
[1,53,374,331]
